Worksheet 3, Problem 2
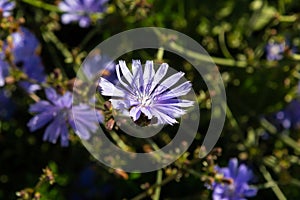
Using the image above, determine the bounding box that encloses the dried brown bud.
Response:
[106,118,115,130]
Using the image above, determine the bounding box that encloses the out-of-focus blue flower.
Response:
[10,27,40,63]
[99,60,194,125]
[0,0,15,17]
[0,54,9,87]
[266,41,285,61]
[213,158,257,200]
[58,0,108,28]
[1,27,46,92]
[271,99,300,130]
[82,53,117,84]
[27,88,99,146]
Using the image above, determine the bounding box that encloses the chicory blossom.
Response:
[213,158,257,200]
[271,99,300,131]
[0,0,15,17]
[99,60,194,125]
[1,26,46,92]
[27,88,99,146]
[266,41,285,61]
[82,53,117,84]
[0,54,9,86]
[58,0,109,28]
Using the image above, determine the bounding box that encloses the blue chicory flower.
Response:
[265,41,285,61]
[82,53,117,84]
[271,99,300,131]
[1,26,46,92]
[213,158,257,200]
[0,0,15,17]
[58,0,108,28]
[0,54,9,87]
[27,88,99,146]
[99,60,194,125]
[10,27,40,63]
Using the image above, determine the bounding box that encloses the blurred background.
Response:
[1,0,300,199]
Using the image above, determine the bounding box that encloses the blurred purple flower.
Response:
[213,158,257,200]
[82,53,117,84]
[99,60,194,125]
[58,0,108,28]
[0,53,9,86]
[27,88,99,146]
[10,27,40,63]
[1,27,46,92]
[266,41,285,61]
[0,0,15,17]
[272,99,300,130]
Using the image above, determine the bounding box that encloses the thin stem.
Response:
[78,27,102,50]
[278,14,298,22]
[226,105,243,133]
[21,0,61,13]
[168,41,248,68]
[260,165,287,200]
[156,47,164,61]
[152,170,163,200]
[42,31,73,64]
[109,130,132,152]
[131,172,180,200]
[219,29,233,59]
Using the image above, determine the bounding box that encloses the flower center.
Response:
[140,95,152,106]
[271,45,281,55]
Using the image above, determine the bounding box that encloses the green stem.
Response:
[291,53,300,61]
[278,0,285,14]
[152,170,163,200]
[42,31,73,63]
[168,41,247,67]
[156,47,164,61]
[131,172,180,200]
[219,29,233,59]
[109,130,132,152]
[260,165,287,200]
[260,118,300,153]
[226,105,243,133]
[78,27,102,50]
[21,0,61,13]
